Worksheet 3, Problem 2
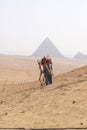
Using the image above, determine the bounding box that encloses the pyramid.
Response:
[74,52,87,60]
[32,37,64,58]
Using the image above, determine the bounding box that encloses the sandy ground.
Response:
[0,55,87,129]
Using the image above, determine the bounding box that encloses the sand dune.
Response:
[0,62,87,128]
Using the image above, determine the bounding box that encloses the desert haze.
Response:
[0,54,87,128]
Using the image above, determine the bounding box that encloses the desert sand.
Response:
[0,55,87,129]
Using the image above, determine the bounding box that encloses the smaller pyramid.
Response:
[74,52,87,60]
[32,37,64,58]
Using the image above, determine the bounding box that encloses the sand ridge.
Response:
[0,64,87,128]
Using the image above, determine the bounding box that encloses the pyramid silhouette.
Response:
[32,37,64,58]
[74,52,87,60]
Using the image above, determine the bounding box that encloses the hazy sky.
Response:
[0,0,87,57]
